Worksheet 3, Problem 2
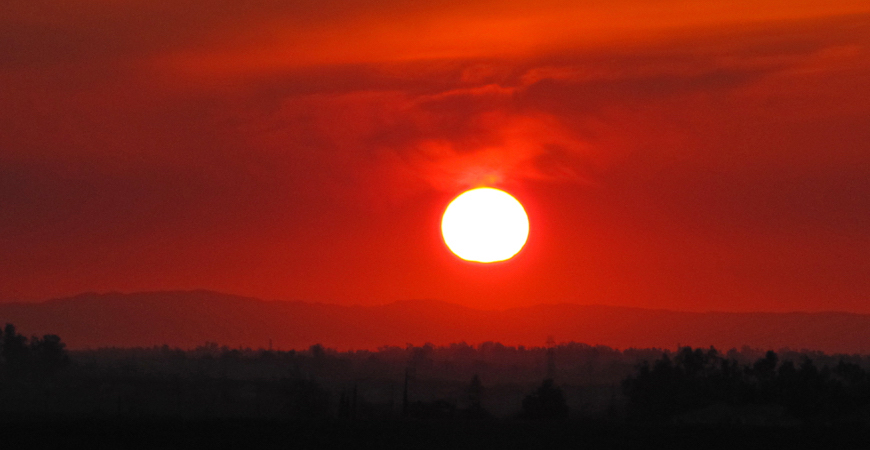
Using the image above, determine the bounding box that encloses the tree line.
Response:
[5,322,870,424]
[0,323,69,378]
[623,346,870,422]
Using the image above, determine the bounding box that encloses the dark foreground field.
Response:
[4,418,870,450]
[4,326,870,449]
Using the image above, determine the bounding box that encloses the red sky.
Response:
[1,0,869,313]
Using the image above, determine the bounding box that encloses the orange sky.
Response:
[1,0,869,313]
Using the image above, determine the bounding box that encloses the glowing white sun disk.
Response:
[441,187,529,263]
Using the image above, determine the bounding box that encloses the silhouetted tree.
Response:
[834,360,866,386]
[831,359,870,415]
[753,350,778,377]
[2,324,29,376]
[521,379,569,420]
[623,346,870,423]
[623,354,683,419]
[464,374,490,419]
[30,334,69,376]
[309,343,325,360]
[468,374,484,409]
[624,347,777,420]
[776,358,830,418]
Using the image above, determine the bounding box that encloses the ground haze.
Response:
[2,291,869,353]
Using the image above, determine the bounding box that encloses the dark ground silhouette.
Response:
[3,323,870,448]
[623,346,870,424]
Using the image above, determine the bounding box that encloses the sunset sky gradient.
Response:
[2,0,869,313]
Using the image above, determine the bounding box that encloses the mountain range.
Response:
[0,290,867,354]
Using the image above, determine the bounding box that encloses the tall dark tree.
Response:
[468,374,484,409]
[2,323,29,374]
[464,374,490,419]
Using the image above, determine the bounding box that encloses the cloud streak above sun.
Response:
[1,0,869,311]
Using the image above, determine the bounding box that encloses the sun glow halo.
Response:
[441,187,529,263]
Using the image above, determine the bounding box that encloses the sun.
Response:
[441,187,530,263]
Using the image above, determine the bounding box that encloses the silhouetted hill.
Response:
[1,291,868,353]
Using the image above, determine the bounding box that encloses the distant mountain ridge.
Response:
[1,290,868,353]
